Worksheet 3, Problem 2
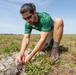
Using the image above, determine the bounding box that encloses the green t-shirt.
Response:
[25,12,54,34]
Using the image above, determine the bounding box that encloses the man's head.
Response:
[20,3,38,24]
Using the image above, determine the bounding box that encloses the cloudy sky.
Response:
[0,0,76,34]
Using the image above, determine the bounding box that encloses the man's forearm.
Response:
[29,38,46,58]
[20,36,29,55]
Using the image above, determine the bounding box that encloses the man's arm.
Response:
[30,32,49,56]
[16,34,31,63]
[20,34,31,55]
[24,32,50,63]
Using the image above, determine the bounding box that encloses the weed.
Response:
[25,52,51,75]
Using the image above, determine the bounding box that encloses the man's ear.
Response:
[34,11,36,14]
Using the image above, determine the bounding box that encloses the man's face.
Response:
[22,11,36,24]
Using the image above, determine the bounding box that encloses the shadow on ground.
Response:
[42,44,68,55]
[59,45,68,54]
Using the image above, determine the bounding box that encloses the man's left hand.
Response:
[24,54,32,64]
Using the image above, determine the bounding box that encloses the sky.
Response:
[0,0,76,34]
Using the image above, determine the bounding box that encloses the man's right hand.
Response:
[15,53,25,64]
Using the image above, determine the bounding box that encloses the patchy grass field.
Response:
[0,34,76,75]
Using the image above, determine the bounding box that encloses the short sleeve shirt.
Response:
[25,12,54,34]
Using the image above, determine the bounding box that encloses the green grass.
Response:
[25,52,51,75]
[0,34,76,75]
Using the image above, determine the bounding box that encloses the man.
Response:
[16,3,64,64]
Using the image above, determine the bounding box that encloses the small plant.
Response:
[68,63,74,67]
[1,43,20,56]
[72,51,76,61]
[25,52,51,75]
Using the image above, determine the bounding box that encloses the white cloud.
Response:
[11,4,20,9]
[9,0,52,8]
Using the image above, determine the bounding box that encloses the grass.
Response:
[0,34,76,75]
[25,52,51,75]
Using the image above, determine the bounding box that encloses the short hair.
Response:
[20,3,36,14]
